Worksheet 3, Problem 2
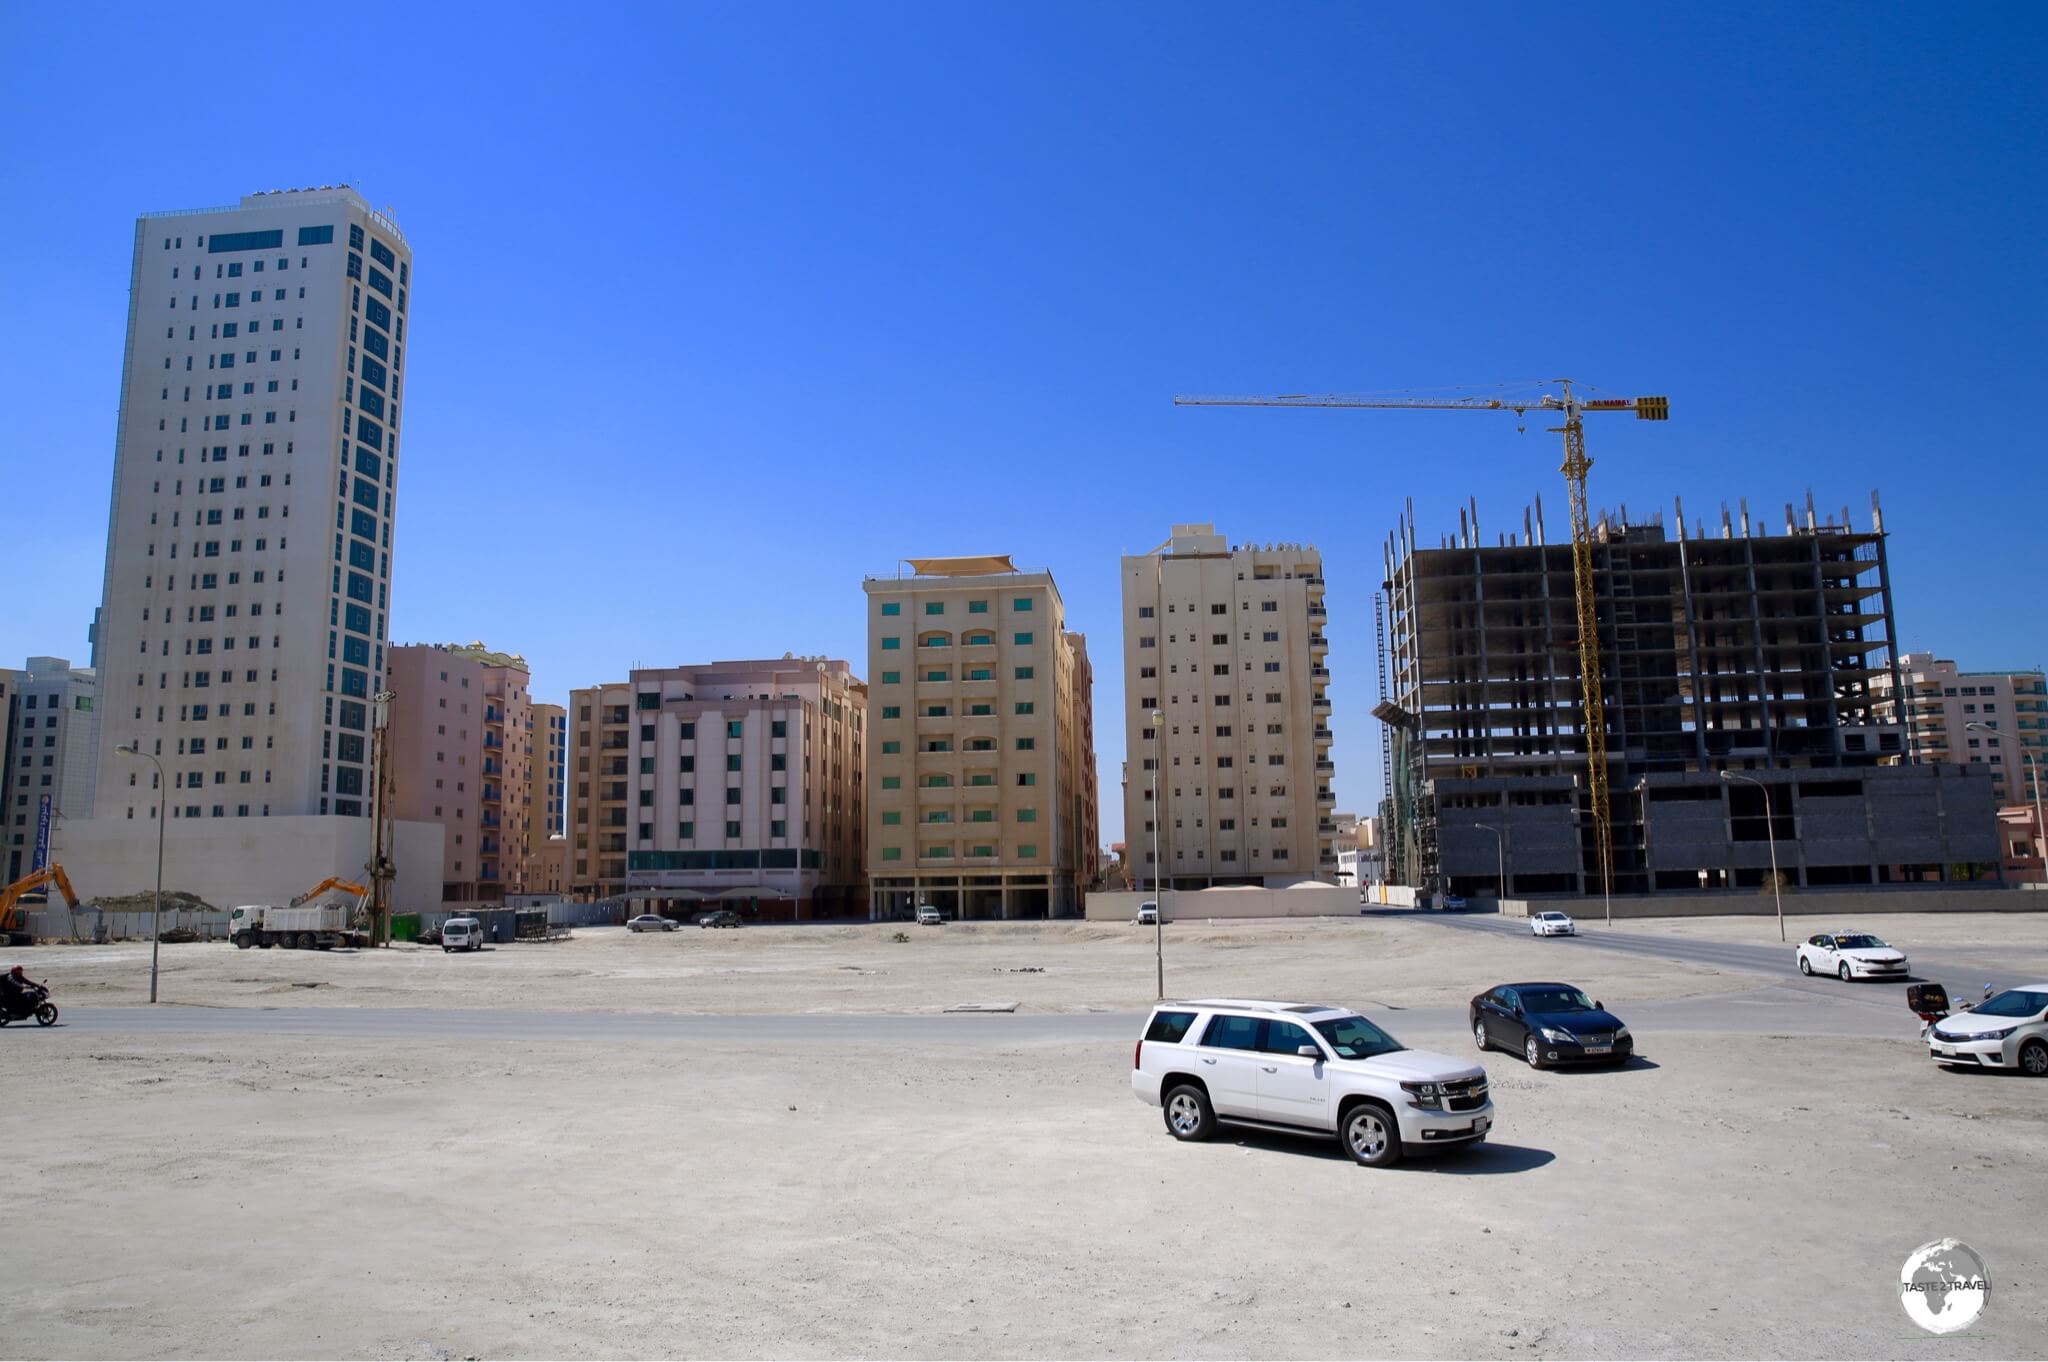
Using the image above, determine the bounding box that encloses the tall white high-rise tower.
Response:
[95,186,413,825]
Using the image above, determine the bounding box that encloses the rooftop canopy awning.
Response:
[907,555,1017,577]
[717,885,793,900]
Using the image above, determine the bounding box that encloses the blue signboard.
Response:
[32,793,52,872]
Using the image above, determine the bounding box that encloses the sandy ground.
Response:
[16,918,1765,1016]
[2,1022,2042,1360]
[1593,911,2048,962]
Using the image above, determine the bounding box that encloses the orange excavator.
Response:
[1,864,81,946]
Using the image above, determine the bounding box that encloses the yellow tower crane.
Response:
[1173,380,1669,908]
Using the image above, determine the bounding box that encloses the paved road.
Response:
[1406,910,2046,1001]
[29,981,1924,1046]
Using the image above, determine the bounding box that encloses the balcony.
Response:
[1312,697,1332,712]
[1310,666,1330,680]
[1315,759,1334,773]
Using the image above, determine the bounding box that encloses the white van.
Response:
[441,917,484,953]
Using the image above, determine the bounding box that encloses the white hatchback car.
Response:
[1927,984,2048,1076]
[1796,931,1909,981]
[1531,911,1576,937]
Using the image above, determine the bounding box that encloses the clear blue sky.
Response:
[4,3,2044,844]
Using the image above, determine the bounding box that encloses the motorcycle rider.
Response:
[0,964,37,1014]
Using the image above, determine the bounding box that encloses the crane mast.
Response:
[1173,381,1668,909]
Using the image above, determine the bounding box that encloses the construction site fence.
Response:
[25,908,233,942]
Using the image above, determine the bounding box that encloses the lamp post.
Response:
[1473,823,1507,905]
[1966,721,2044,884]
[116,743,166,1002]
[1151,708,1164,999]
[1720,770,1785,942]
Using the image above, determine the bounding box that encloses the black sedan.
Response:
[1471,981,1633,1069]
[695,909,744,929]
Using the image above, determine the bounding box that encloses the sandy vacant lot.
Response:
[17,917,1781,1016]
[2,1021,2042,1360]
[1595,910,2048,960]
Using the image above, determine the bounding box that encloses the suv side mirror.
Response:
[1297,1045,1322,1059]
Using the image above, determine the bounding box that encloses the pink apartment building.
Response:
[388,642,534,903]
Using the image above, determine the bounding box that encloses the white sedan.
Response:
[1796,931,1908,981]
[627,914,680,933]
[1928,985,2048,1075]
[1531,911,1577,937]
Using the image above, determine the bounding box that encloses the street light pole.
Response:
[1151,708,1164,999]
[1473,823,1506,905]
[117,743,166,1002]
[1721,770,1784,942]
[1966,722,2044,885]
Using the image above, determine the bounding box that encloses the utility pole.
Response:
[1721,771,1785,942]
[1151,708,1164,999]
[369,691,397,945]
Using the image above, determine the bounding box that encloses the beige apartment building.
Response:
[864,556,1095,919]
[1121,524,1336,889]
[618,658,866,919]
[1067,631,1101,888]
[1875,652,2047,810]
[568,681,633,899]
[388,642,533,903]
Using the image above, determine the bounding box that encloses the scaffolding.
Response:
[1372,490,1988,896]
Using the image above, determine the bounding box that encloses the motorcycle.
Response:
[0,981,58,1027]
[1909,981,1992,1042]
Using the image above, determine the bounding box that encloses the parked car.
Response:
[1439,893,1469,911]
[696,910,743,929]
[441,916,485,952]
[915,905,945,926]
[1471,981,1631,1069]
[1531,910,1577,938]
[627,914,679,933]
[1136,901,1159,926]
[1131,998,1491,1167]
[1796,932,1908,981]
[1927,984,2048,1075]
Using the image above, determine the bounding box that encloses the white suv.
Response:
[1131,998,1493,1167]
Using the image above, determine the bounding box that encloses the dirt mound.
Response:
[87,890,218,914]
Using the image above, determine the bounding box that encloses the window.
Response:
[969,600,989,613]
[1017,808,1037,822]
[726,720,743,738]
[1014,632,1033,645]
[881,670,900,684]
[1015,737,1035,750]
[925,601,945,615]
[880,602,901,616]
[1017,844,1037,859]
[725,788,741,804]
[881,636,901,650]
[1014,597,1033,612]
[882,706,901,719]
[882,846,903,861]
[771,719,787,738]
[1261,601,1278,612]
[1210,604,1226,615]
[881,776,901,790]
[965,631,994,645]
[1015,666,1034,680]
[1015,702,1035,715]
[726,755,742,772]
[1018,773,1036,786]
[679,821,694,839]
[1139,636,1156,649]
[882,811,901,825]
[1138,606,1154,619]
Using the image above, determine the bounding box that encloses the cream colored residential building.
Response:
[568,681,633,899]
[1121,524,1336,889]
[863,556,1094,919]
[1875,652,2046,809]
[621,658,866,920]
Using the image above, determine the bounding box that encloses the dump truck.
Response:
[229,877,371,949]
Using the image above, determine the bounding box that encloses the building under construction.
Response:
[1374,491,1998,897]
